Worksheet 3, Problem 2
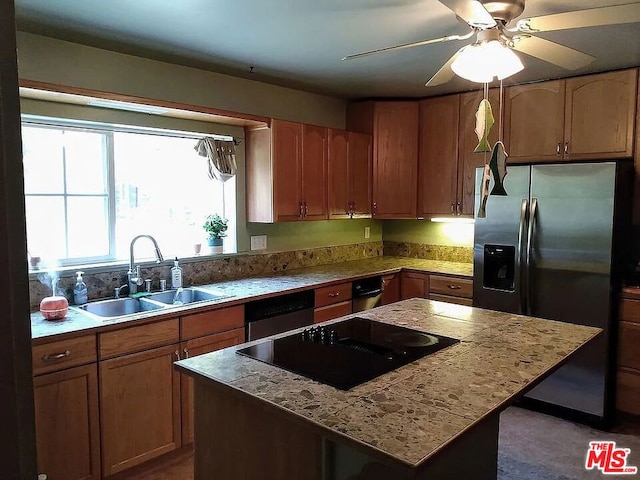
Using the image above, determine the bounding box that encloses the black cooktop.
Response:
[236,317,460,390]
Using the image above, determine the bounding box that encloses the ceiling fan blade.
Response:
[515,3,640,33]
[438,0,497,28]
[342,31,473,61]
[425,47,466,87]
[512,35,595,70]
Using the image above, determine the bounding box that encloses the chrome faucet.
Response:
[128,235,164,294]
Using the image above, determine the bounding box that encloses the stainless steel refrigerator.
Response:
[473,161,633,427]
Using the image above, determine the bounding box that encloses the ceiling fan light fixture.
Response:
[451,39,523,83]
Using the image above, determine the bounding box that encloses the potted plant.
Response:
[203,214,228,253]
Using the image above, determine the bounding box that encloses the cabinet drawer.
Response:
[33,334,97,376]
[616,367,640,416]
[618,321,640,370]
[315,282,352,308]
[429,293,473,307]
[620,298,640,324]
[181,305,244,340]
[99,318,179,359]
[429,275,473,298]
[314,300,352,324]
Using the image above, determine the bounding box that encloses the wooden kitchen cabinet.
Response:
[328,129,372,218]
[418,95,460,217]
[314,281,352,323]
[347,101,419,218]
[617,294,640,416]
[246,120,328,222]
[505,69,637,163]
[429,275,473,306]
[99,319,181,476]
[400,271,429,300]
[33,363,100,480]
[180,328,245,445]
[381,273,401,305]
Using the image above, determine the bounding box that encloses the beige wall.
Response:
[16,32,346,128]
[382,219,474,247]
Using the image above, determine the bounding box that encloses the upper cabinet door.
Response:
[373,102,419,218]
[504,80,565,163]
[328,129,350,219]
[348,132,372,217]
[418,95,460,217]
[564,69,637,160]
[273,120,303,222]
[458,89,500,216]
[301,124,328,220]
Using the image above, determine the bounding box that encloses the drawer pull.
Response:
[42,350,70,361]
[447,285,461,290]
[328,292,340,298]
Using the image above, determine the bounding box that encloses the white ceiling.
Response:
[14,0,640,99]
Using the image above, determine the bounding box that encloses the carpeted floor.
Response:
[499,407,640,480]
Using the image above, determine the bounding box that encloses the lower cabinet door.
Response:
[99,344,181,476]
[381,274,400,305]
[400,272,429,300]
[181,328,245,445]
[34,364,100,480]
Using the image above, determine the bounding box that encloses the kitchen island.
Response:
[175,298,600,480]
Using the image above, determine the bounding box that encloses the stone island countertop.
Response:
[31,256,472,341]
[175,298,600,473]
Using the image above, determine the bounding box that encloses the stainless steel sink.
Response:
[146,287,232,305]
[76,297,165,318]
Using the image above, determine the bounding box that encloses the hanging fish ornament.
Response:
[474,99,495,153]
[489,141,508,196]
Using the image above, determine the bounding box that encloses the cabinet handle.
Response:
[556,142,561,155]
[183,347,189,359]
[451,203,455,214]
[372,202,377,216]
[174,350,180,361]
[299,202,304,219]
[349,202,354,218]
[42,350,70,361]
[304,202,308,217]
[328,292,340,298]
[564,141,569,155]
[447,285,462,290]
[456,202,461,215]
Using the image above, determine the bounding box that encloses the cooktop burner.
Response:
[236,317,459,390]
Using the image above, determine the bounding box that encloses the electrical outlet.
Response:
[364,226,370,239]
[250,235,267,251]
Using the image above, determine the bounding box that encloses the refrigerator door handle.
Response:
[517,199,529,314]
[525,197,538,316]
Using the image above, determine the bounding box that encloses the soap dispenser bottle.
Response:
[171,257,183,288]
[73,271,88,305]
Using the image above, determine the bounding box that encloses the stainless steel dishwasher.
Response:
[244,289,315,341]
[352,276,382,312]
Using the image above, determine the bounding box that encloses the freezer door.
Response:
[473,165,531,313]
[525,162,616,418]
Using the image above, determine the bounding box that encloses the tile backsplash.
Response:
[29,241,383,309]
[383,241,473,264]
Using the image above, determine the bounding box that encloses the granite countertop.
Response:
[31,256,473,341]
[175,298,600,470]
[622,286,640,300]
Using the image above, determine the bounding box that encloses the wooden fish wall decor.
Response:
[474,99,494,153]
[489,141,508,196]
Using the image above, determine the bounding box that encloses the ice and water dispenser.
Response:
[483,245,516,291]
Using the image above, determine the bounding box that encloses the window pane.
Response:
[64,130,108,194]
[22,126,64,194]
[67,196,110,258]
[113,132,225,260]
[24,196,66,261]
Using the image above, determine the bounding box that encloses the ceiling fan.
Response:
[342,0,640,86]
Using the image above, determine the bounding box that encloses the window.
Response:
[22,118,236,267]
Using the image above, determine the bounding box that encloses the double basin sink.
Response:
[73,287,232,320]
